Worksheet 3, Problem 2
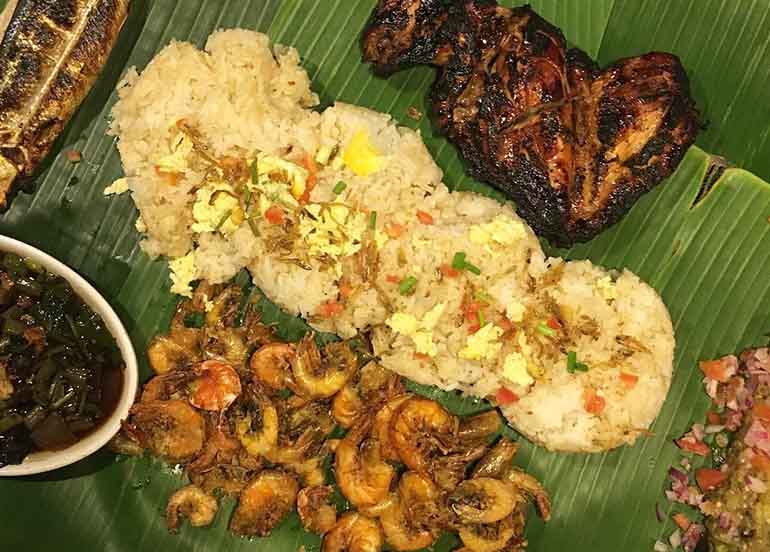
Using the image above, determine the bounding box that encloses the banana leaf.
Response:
[1,1,770,551]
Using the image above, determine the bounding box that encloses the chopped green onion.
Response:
[250,158,259,185]
[369,211,377,230]
[464,261,481,275]
[215,209,232,231]
[474,290,492,302]
[536,322,556,337]
[452,252,467,270]
[478,309,486,327]
[398,276,418,295]
[243,187,253,210]
[247,217,260,237]
[183,312,206,328]
[566,351,589,374]
[333,181,347,195]
[451,251,481,275]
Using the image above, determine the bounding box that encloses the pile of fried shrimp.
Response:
[110,282,551,551]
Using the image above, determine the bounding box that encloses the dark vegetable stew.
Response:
[0,253,123,467]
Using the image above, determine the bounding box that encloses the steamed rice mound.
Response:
[109,30,675,453]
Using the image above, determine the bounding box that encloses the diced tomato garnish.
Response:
[496,387,519,405]
[671,513,691,531]
[619,372,639,388]
[675,437,710,457]
[751,450,770,474]
[298,153,318,204]
[317,300,344,318]
[416,210,434,225]
[439,264,460,278]
[497,317,515,333]
[386,274,400,284]
[753,401,770,421]
[699,359,733,382]
[582,388,606,415]
[546,316,562,330]
[695,468,728,492]
[265,205,285,224]
[413,352,431,362]
[468,322,480,334]
[338,281,354,298]
[464,301,482,323]
[384,222,405,239]
[706,411,722,425]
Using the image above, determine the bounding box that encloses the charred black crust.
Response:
[363,1,700,246]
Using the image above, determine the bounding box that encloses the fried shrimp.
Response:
[147,328,201,374]
[333,362,404,428]
[187,415,240,474]
[292,335,358,399]
[233,387,279,457]
[249,342,295,390]
[457,515,522,552]
[448,478,518,524]
[189,360,242,411]
[165,485,218,533]
[140,371,192,402]
[380,472,441,550]
[128,400,205,462]
[471,440,519,479]
[458,410,502,445]
[297,485,338,535]
[503,466,552,521]
[332,384,364,429]
[335,420,395,509]
[389,397,458,472]
[373,394,411,462]
[202,327,249,364]
[323,512,384,552]
[229,470,299,537]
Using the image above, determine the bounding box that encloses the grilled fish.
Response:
[0,0,130,207]
[362,0,699,246]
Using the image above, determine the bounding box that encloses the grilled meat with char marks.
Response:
[362,0,699,246]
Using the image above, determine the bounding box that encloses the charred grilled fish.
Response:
[0,0,130,207]
[362,0,699,246]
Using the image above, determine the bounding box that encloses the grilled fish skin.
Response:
[362,0,699,246]
[0,0,130,207]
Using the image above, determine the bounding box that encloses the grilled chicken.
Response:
[362,0,699,246]
[0,0,130,207]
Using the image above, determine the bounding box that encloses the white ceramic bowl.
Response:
[0,235,138,476]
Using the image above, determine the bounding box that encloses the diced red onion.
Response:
[744,420,770,454]
[705,424,725,434]
[682,523,705,552]
[653,540,669,552]
[680,457,691,470]
[691,424,705,441]
[665,490,677,502]
[669,467,688,484]
[704,378,719,399]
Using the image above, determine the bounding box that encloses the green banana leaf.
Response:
[2,1,770,551]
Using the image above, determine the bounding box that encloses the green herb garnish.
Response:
[567,351,589,373]
[536,322,556,337]
[478,309,486,327]
[183,312,206,328]
[452,251,481,275]
[369,211,377,230]
[398,276,418,295]
[250,158,259,185]
[215,210,232,231]
[333,181,347,195]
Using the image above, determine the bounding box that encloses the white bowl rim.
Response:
[0,235,138,476]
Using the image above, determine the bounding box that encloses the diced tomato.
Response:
[671,513,691,531]
[706,411,722,425]
[497,317,515,333]
[338,280,354,298]
[299,153,318,204]
[751,450,770,474]
[619,372,639,389]
[317,300,344,318]
[546,316,562,330]
[413,352,431,362]
[753,401,770,421]
[386,274,400,284]
[695,468,728,491]
[468,322,480,334]
[416,210,434,225]
[496,387,519,405]
[384,222,405,239]
[265,205,285,225]
[582,388,606,415]
[439,264,460,278]
[699,359,733,382]
[675,437,710,457]
[463,301,482,323]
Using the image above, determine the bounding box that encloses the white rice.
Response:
[109,30,674,452]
